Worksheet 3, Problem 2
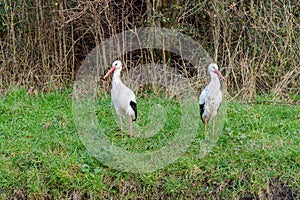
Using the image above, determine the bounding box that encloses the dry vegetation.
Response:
[0,0,299,101]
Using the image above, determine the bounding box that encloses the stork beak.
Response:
[103,67,115,79]
[215,70,225,81]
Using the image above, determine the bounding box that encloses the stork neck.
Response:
[112,69,122,86]
[210,72,221,87]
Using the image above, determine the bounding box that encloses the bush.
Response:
[0,0,299,102]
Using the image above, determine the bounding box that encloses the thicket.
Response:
[0,0,299,101]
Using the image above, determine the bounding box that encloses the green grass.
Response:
[0,88,299,199]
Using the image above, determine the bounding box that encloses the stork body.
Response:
[104,60,137,138]
[199,63,225,139]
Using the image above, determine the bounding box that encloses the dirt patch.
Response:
[267,178,298,200]
[240,193,259,200]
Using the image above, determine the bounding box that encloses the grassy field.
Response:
[0,88,299,199]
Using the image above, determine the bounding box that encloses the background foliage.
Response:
[0,0,299,100]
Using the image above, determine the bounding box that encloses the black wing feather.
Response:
[129,101,137,121]
[200,103,205,124]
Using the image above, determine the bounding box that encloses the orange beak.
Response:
[103,67,115,79]
[215,70,225,81]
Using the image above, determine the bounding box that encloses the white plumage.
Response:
[104,60,137,138]
[199,63,225,139]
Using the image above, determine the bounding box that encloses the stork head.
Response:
[104,60,122,78]
[112,60,122,70]
[208,63,225,81]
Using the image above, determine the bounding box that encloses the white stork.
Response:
[199,63,225,140]
[104,60,137,138]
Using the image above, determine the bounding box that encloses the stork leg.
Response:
[119,116,123,131]
[129,116,133,138]
[212,118,215,140]
[204,117,207,135]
